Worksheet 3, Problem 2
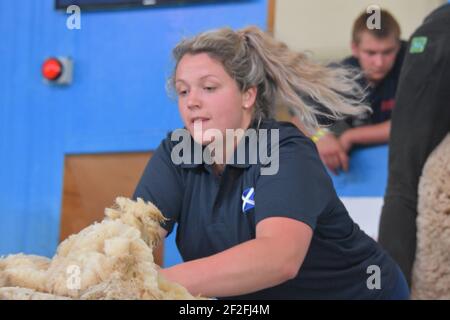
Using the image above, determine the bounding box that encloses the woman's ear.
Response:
[243,86,257,110]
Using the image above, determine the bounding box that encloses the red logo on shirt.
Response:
[381,99,395,112]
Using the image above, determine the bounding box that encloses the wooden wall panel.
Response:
[60,152,164,266]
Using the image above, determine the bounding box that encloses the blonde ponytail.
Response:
[170,26,368,134]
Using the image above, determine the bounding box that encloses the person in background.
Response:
[293,9,406,174]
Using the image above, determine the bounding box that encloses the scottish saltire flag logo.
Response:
[242,187,255,213]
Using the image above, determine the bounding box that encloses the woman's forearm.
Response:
[162,239,298,297]
[160,237,300,298]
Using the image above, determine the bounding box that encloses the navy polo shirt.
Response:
[338,41,407,128]
[133,119,399,299]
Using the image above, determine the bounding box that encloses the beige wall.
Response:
[274,0,446,62]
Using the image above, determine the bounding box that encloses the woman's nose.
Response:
[186,91,201,110]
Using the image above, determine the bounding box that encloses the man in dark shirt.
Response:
[310,9,406,174]
[378,3,450,288]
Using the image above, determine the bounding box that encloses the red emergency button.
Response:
[42,58,63,81]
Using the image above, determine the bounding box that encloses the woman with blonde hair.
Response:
[134,26,409,299]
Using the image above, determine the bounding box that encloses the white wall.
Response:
[341,197,383,240]
[274,0,446,61]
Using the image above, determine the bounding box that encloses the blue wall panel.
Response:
[0,0,267,260]
[330,145,388,197]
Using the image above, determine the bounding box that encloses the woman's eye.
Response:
[204,86,216,92]
[178,90,188,96]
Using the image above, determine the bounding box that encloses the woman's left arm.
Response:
[159,216,312,298]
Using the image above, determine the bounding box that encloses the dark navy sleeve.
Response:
[133,137,183,235]
[254,128,337,230]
